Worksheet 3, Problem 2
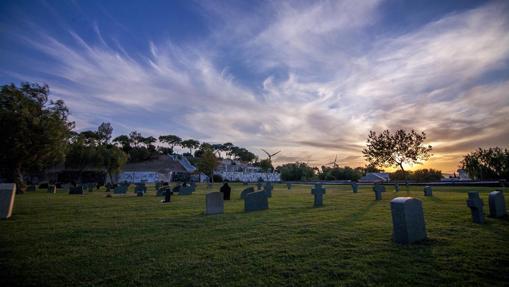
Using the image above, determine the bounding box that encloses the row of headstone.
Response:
[467,191,507,224]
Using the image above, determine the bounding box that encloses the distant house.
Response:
[215,159,280,182]
[118,155,192,183]
[359,172,390,183]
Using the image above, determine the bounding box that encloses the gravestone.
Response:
[311,184,326,207]
[244,191,268,212]
[373,184,385,201]
[114,185,128,194]
[394,183,400,192]
[351,182,358,193]
[257,181,263,190]
[243,182,248,186]
[179,186,193,196]
[423,186,432,197]
[264,182,273,198]
[155,181,161,191]
[488,191,507,218]
[161,188,173,203]
[135,183,146,196]
[467,191,484,224]
[27,185,36,192]
[47,185,57,194]
[240,187,255,199]
[205,192,224,215]
[190,182,197,192]
[0,183,16,219]
[156,187,167,196]
[287,183,292,190]
[220,183,231,200]
[69,186,84,195]
[390,197,427,244]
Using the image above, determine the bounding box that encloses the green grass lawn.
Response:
[1,184,508,286]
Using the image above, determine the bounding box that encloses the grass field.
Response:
[1,184,508,286]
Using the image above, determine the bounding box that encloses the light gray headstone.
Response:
[178,186,193,195]
[240,187,255,199]
[0,183,16,219]
[390,197,427,244]
[244,191,268,212]
[311,184,326,207]
[373,184,385,200]
[205,192,224,215]
[489,191,507,218]
[467,191,484,224]
[423,186,432,196]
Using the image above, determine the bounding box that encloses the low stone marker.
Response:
[156,187,167,196]
[373,184,385,200]
[69,186,84,195]
[205,192,224,215]
[190,182,197,192]
[47,185,56,194]
[240,187,255,199]
[220,183,231,200]
[351,182,358,193]
[394,183,400,192]
[287,183,292,190]
[311,184,326,207]
[179,186,193,196]
[423,186,432,196]
[257,181,263,190]
[114,185,128,194]
[135,183,146,196]
[390,197,427,244]
[0,183,16,219]
[244,191,268,212]
[467,191,484,224]
[161,188,172,203]
[489,191,507,218]
[264,182,273,198]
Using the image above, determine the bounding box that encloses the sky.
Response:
[1,0,508,173]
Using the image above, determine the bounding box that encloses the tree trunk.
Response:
[15,165,26,194]
[399,163,409,191]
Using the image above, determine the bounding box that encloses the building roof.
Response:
[359,172,390,182]
[122,155,188,173]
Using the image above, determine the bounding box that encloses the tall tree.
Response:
[181,139,200,155]
[97,122,113,144]
[100,145,128,184]
[461,147,509,180]
[65,132,103,182]
[0,83,73,193]
[196,148,218,183]
[158,134,182,153]
[362,129,432,173]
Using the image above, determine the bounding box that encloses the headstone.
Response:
[190,182,197,192]
[244,191,268,212]
[27,185,36,192]
[243,182,248,186]
[488,191,507,218]
[156,187,167,196]
[0,183,16,219]
[155,181,161,191]
[69,186,84,195]
[47,185,57,194]
[205,192,224,215]
[161,188,172,203]
[114,185,128,194]
[390,197,427,244]
[179,186,193,196]
[423,186,432,196]
[287,183,292,190]
[135,183,147,196]
[351,182,358,193]
[240,187,255,199]
[257,181,263,190]
[373,184,385,200]
[394,183,400,192]
[264,182,273,198]
[220,183,231,200]
[466,191,484,224]
[311,184,326,207]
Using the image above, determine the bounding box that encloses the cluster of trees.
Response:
[461,147,509,180]
[390,169,442,182]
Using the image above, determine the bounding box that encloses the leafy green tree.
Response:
[196,148,218,183]
[112,135,130,153]
[461,147,509,180]
[0,83,73,192]
[97,122,113,144]
[100,145,128,184]
[181,139,200,155]
[65,132,103,183]
[277,162,315,181]
[362,129,432,173]
[413,169,442,182]
[257,158,273,172]
[158,134,181,153]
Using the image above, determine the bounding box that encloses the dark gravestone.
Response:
[311,184,326,207]
[351,182,358,193]
[240,187,255,199]
[423,186,432,197]
[114,185,128,194]
[27,185,36,192]
[69,186,84,195]
[220,183,231,200]
[390,197,427,244]
[489,191,507,218]
[179,186,193,196]
[264,182,273,198]
[135,183,146,196]
[467,191,484,224]
[47,185,57,194]
[243,182,248,186]
[205,192,224,215]
[172,185,181,194]
[156,187,167,196]
[190,182,197,192]
[257,181,263,190]
[0,183,16,219]
[244,191,268,212]
[373,184,385,201]
[394,183,400,192]
[161,188,173,203]
[287,183,292,190]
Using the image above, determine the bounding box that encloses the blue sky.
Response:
[1,0,508,172]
